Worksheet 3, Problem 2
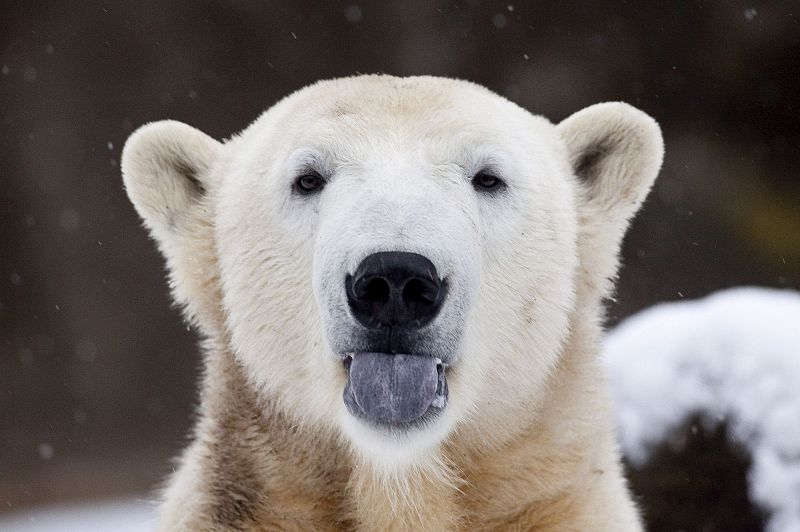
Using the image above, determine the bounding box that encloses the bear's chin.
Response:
[339,405,456,469]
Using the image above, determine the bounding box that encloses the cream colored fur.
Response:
[121,75,663,531]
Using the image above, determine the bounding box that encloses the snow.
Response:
[344,5,363,23]
[604,287,800,532]
[0,498,155,531]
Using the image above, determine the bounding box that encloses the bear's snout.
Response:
[345,251,446,330]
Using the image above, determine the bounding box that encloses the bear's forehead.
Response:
[258,76,548,160]
[299,75,494,115]
[285,77,511,126]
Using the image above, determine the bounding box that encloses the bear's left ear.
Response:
[121,120,222,244]
[557,102,664,296]
[557,102,663,230]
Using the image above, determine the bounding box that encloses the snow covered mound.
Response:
[604,287,800,532]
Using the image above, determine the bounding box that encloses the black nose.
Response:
[346,252,445,329]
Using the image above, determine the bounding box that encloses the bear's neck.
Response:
[193,312,630,530]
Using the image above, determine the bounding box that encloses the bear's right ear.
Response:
[121,120,221,243]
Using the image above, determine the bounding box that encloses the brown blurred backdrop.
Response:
[1,0,799,525]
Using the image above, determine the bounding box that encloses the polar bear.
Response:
[121,75,663,530]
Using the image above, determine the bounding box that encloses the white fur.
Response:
[121,75,663,529]
[210,78,586,466]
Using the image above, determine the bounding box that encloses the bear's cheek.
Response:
[451,242,576,433]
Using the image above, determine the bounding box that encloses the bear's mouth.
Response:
[342,352,448,426]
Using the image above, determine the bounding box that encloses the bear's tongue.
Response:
[343,353,447,424]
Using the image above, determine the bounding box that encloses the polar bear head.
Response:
[122,75,662,470]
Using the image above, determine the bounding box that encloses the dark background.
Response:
[2,0,799,528]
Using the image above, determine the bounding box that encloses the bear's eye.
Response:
[472,171,505,192]
[294,172,326,195]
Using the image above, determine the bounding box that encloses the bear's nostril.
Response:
[358,277,391,303]
[402,278,437,307]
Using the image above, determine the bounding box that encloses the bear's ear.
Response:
[122,121,225,332]
[121,120,221,242]
[557,102,663,230]
[557,103,664,297]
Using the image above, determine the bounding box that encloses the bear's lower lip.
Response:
[342,352,448,425]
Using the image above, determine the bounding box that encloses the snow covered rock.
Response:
[604,287,800,532]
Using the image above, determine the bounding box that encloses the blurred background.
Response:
[1,1,798,530]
